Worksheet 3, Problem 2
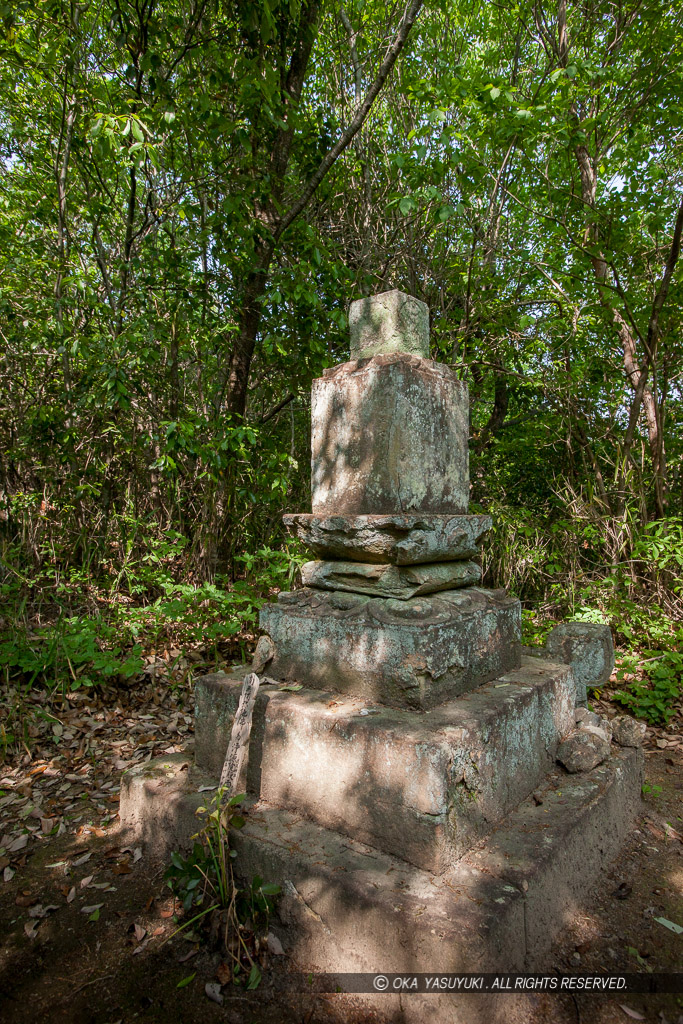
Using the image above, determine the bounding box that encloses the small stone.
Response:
[575,708,601,729]
[582,722,612,745]
[557,729,611,773]
[266,932,285,955]
[612,715,647,748]
[205,982,223,1005]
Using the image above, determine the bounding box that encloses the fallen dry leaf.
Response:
[216,962,231,985]
[15,892,37,908]
[176,948,197,963]
[619,1007,646,1021]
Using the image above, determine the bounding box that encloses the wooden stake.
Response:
[219,672,261,796]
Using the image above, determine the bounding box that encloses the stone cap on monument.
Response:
[349,289,429,360]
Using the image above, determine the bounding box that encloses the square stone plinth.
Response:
[194,657,575,873]
[258,586,521,709]
[311,354,469,515]
[284,512,492,564]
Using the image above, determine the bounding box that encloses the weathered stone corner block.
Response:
[349,289,429,360]
[259,586,522,710]
[311,357,469,515]
[284,512,492,564]
[544,622,614,705]
[300,558,481,599]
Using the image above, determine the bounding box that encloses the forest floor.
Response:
[0,659,681,1024]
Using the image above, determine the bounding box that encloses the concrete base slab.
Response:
[193,656,575,873]
[260,586,522,709]
[119,747,642,981]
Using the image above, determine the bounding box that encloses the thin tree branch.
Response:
[647,191,683,350]
[274,0,424,240]
[260,392,295,424]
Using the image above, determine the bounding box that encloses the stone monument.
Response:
[121,290,644,1023]
[261,290,520,708]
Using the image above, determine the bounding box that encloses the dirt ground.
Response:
[0,677,681,1024]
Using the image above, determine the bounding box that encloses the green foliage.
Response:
[0,613,143,693]
[0,0,682,735]
[490,499,682,724]
[0,524,302,703]
[613,647,683,726]
[164,790,280,988]
[520,609,554,649]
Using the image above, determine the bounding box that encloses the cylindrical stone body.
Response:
[311,354,469,515]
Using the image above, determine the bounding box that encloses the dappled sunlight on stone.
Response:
[119,289,644,1022]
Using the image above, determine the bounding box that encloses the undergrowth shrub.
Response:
[0,525,306,700]
[487,504,683,726]
[164,791,280,989]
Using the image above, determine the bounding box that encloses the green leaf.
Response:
[177,972,196,988]
[654,916,683,934]
[247,964,262,990]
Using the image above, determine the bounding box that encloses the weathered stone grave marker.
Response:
[121,289,643,1023]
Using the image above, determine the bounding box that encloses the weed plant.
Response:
[164,791,280,989]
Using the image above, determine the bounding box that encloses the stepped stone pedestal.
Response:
[192,656,576,873]
[119,290,642,1023]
